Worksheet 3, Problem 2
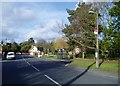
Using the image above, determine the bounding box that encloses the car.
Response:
[6,52,16,60]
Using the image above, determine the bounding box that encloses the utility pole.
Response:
[89,11,99,68]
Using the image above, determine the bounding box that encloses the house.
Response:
[74,46,81,54]
[29,45,44,57]
[0,45,2,54]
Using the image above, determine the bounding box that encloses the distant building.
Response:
[0,45,2,54]
[29,45,44,57]
[74,46,81,54]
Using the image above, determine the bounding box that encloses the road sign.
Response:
[94,27,98,34]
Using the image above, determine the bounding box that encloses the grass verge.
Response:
[40,54,58,60]
[71,59,118,73]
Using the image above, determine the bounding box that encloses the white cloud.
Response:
[1,2,71,43]
[2,27,19,40]
[25,20,62,41]
[13,7,35,22]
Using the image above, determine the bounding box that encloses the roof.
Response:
[29,45,44,52]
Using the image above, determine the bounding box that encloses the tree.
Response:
[108,1,120,58]
[36,39,47,48]
[109,1,120,31]
[53,38,68,50]
[36,39,54,54]
[97,1,120,59]
[48,42,55,53]
[62,2,96,58]
[11,42,20,52]
[28,38,35,45]
[20,38,35,53]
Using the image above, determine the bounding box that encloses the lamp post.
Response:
[89,11,99,68]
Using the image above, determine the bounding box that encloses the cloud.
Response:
[13,7,35,22]
[25,20,62,41]
[1,2,73,43]
[2,27,20,41]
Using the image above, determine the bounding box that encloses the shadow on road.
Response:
[63,61,96,86]
[99,58,104,67]
[15,55,34,60]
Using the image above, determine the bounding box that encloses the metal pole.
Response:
[96,13,99,68]
[88,11,99,68]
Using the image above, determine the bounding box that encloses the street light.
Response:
[89,10,99,68]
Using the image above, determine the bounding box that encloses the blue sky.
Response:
[1,2,77,43]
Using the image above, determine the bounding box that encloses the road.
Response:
[1,55,118,86]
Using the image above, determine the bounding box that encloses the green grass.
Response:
[39,54,118,72]
[71,59,118,72]
[41,54,58,59]
[98,62,118,72]
[48,54,58,59]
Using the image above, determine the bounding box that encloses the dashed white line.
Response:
[44,74,62,86]
[31,65,40,72]
[22,57,39,72]
[22,56,61,85]
[65,64,69,66]
[26,62,31,65]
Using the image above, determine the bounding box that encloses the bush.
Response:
[86,54,94,59]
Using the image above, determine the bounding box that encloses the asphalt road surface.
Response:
[1,55,118,86]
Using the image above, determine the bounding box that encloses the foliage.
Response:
[11,42,20,52]
[62,2,120,59]
[109,1,120,57]
[53,38,68,50]
[36,39,55,53]
[20,38,35,53]
[62,2,96,54]
[109,1,120,28]
[2,42,20,52]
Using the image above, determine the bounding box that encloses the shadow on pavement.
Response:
[99,59,104,67]
[63,61,96,86]
[15,55,34,60]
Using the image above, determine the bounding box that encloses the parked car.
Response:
[6,52,15,60]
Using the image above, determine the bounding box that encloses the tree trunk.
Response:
[82,52,85,59]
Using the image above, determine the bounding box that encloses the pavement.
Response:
[1,55,119,86]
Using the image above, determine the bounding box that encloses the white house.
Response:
[74,46,81,54]
[0,45,2,54]
[29,45,44,57]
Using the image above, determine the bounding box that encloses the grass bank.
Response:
[38,54,118,72]
[40,54,58,60]
[71,58,118,72]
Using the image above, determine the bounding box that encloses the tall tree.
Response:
[108,1,120,58]
[109,1,120,31]
[62,2,96,58]
[94,1,120,59]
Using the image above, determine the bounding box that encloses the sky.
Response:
[1,2,77,43]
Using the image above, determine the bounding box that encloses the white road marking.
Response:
[31,65,40,72]
[22,56,39,72]
[26,62,31,65]
[65,64,69,66]
[44,74,62,86]
[22,56,62,85]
